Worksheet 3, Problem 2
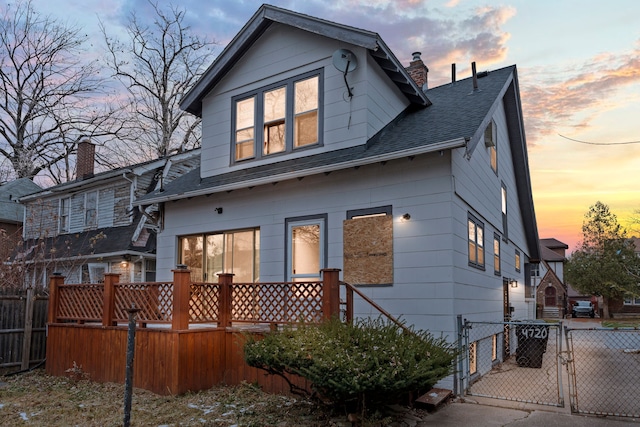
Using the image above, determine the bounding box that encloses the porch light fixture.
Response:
[120,260,129,268]
[510,279,518,288]
[402,213,411,221]
[215,207,223,214]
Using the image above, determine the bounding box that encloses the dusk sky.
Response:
[27,0,640,252]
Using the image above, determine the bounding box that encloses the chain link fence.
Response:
[460,320,564,407]
[565,327,640,418]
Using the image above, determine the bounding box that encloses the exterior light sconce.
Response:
[215,207,223,214]
[510,279,518,288]
[402,213,411,221]
[120,261,129,268]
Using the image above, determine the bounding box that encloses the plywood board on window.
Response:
[343,215,393,285]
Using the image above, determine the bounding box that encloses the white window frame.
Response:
[231,69,323,163]
[84,190,98,228]
[59,197,70,233]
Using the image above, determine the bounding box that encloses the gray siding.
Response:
[199,24,408,179]
[158,152,459,335]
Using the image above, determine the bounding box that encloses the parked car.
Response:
[572,301,595,318]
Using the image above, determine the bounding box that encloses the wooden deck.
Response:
[45,268,338,395]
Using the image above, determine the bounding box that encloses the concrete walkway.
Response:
[421,397,640,426]
[420,319,640,425]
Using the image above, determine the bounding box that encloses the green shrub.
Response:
[244,317,456,413]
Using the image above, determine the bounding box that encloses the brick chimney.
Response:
[405,52,429,91]
[77,139,95,180]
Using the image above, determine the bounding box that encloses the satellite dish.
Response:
[332,49,358,73]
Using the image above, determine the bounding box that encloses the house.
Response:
[534,238,569,318]
[609,236,640,317]
[0,178,41,237]
[18,141,200,287]
[136,3,540,356]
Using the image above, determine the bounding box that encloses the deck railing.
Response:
[48,268,342,330]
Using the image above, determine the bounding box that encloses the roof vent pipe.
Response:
[471,61,478,91]
[451,63,456,84]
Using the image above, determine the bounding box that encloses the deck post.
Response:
[218,273,234,328]
[47,273,65,324]
[345,285,354,323]
[321,269,341,320]
[103,273,120,326]
[172,265,191,330]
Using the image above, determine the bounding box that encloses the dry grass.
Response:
[0,369,331,426]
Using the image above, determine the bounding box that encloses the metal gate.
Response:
[565,327,640,417]
[459,320,564,407]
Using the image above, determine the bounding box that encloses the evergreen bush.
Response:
[244,317,456,413]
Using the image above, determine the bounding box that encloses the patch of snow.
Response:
[221,411,235,417]
[20,412,28,421]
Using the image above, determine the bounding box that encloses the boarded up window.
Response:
[343,215,393,285]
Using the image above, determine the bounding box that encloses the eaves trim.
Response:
[134,137,467,205]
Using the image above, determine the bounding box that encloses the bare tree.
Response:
[101,1,216,162]
[0,0,121,183]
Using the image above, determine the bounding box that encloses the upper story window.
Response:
[515,249,521,272]
[232,70,322,162]
[468,214,484,269]
[85,191,97,228]
[485,120,497,173]
[501,183,508,241]
[531,263,540,277]
[59,197,70,233]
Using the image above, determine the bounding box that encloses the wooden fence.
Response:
[0,288,48,371]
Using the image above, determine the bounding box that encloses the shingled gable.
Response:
[180,4,429,117]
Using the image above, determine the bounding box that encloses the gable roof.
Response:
[180,4,429,116]
[140,65,540,260]
[0,178,42,224]
[20,149,201,202]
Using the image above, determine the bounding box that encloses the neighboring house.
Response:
[136,4,540,362]
[0,178,41,237]
[18,141,200,287]
[610,236,640,317]
[534,238,568,318]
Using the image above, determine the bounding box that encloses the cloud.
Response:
[520,40,640,145]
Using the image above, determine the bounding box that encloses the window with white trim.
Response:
[468,214,485,269]
[59,197,70,233]
[232,70,322,162]
[623,296,640,306]
[515,249,521,272]
[469,341,477,375]
[492,334,498,361]
[85,191,97,228]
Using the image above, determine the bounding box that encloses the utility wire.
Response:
[558,134,640,145]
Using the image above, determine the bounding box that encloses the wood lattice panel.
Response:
[190,283,219,322]
[57,284,104,321]
[113,283,173,323]
[232,282,323,323]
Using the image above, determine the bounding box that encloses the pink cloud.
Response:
[521,41,640,145]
